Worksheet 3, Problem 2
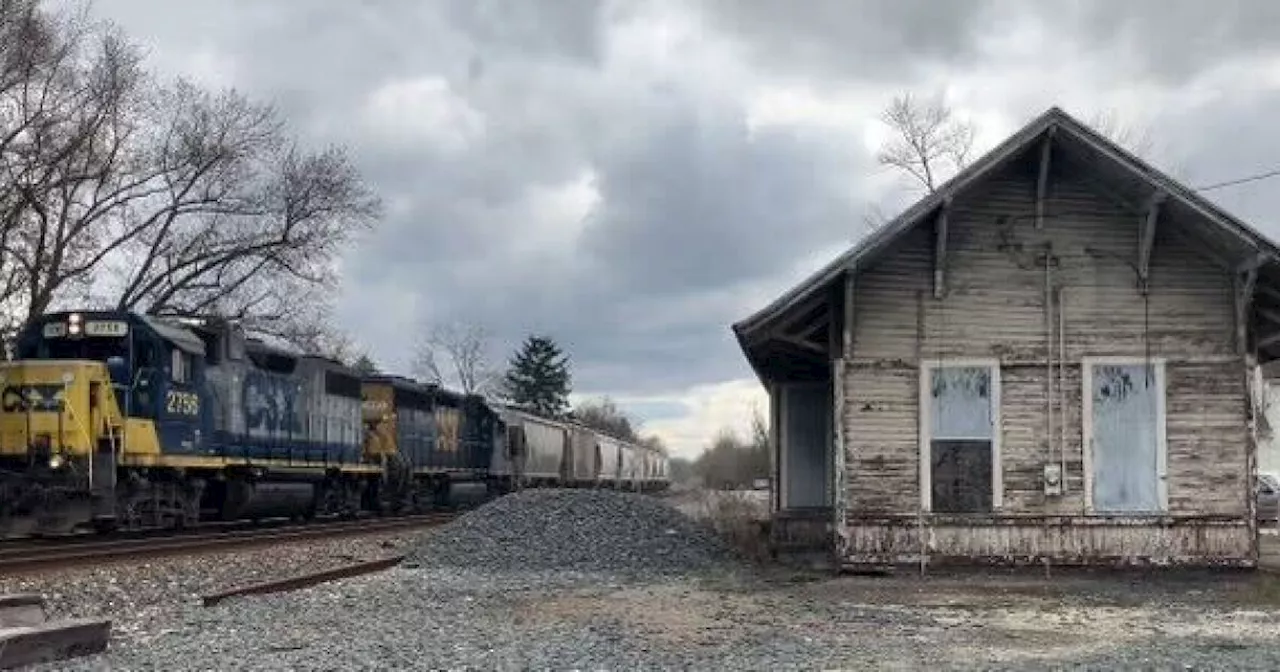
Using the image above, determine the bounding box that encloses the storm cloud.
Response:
[74,0,1280,456]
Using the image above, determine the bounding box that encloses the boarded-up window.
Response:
[929,366,994,513]
[1090,363,1163,512]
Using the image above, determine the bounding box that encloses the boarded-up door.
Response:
[1086,361,1166,512]
[781,382,831,509]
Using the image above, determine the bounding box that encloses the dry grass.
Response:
[682,488,772,563]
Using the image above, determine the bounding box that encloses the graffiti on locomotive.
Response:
[243,370,303,435]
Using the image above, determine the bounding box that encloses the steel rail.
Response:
[0,513,454,574]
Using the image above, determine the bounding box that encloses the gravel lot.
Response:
[9,490,1280,670]
[31,563,1280,671]
[0,525,436,648]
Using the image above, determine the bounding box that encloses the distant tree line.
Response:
[690,408,770,490]
[409,324,668,454]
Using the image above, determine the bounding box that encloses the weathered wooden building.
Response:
[733,107,1280,568]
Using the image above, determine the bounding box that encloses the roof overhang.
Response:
[733,105,1280,376]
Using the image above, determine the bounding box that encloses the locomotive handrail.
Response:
[59,387,94,454]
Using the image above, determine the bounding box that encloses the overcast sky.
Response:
[78,0,1280,459]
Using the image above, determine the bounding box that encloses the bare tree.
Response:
[249,290,366,365]
[861,203,890,233]
[0,2,380,344]
[876,92,976,195]
[413,321,498,397]
[1087,109,1155,159]
[572,396,637,441]
[638,434,667,456]
[0,1,148,334]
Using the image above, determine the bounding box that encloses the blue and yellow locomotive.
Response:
[0,310,488,534]
[0,309,669,536]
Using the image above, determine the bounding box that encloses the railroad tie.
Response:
[0,593,111,670]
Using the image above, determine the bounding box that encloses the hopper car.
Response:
[0,310,669,535]
[491,405,670,492]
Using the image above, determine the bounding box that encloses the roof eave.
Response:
[733,109,1065,343]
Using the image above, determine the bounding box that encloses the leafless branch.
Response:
[0,1,380,344]
[1086,109,1155,159]
[413,321,498,397]
[876,92,976,194]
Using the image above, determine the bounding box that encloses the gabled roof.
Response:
[732,106,1280,343]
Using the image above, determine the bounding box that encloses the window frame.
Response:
[1081,356,1168,514]
[171,348,191,384]
[918,358,1003,513]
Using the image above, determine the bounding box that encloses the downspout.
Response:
[1058,286,1067,494]
[1045,249,1054,476]
[916,289,927,575]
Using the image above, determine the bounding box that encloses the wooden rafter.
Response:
[803,319,828,345]
[1138,191,1165,290]
[1034,126,1056,229]
[775,334,827,355]
[933,200,951,300]
[1256,304,1280,327]
[1259,330,1280,351]
[757,289,830,345]
[1239,265,1260,355]
[1238,252,1270,276]
[1258,283,1280,304]
[843,271,855,359]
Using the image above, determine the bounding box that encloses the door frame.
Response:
[777,380,833,510]
[1081,356,1169,514]
[918,358,1003,513]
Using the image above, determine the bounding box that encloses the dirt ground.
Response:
[510,563,1280,669]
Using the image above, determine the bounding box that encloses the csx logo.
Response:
[435,408,460,452]
[1,385,65,412]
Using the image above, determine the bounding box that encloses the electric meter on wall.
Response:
[1043,463,1062,496]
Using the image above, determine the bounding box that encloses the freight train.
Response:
[0,310,669,535]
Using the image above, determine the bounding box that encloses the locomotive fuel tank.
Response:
[212,478,318,521]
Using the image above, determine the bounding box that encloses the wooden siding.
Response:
[851,163,1235,364]
[843,517,1252,567]
[839,158,1253,566]
[1000,363,1083,513]
[1165,361,1249,516]
[845,362,918,512]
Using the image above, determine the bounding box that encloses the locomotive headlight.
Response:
[68,313,81,324]
[48,453,64,469]
[68,322,81,336]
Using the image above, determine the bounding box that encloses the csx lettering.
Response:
[165,390,199,416]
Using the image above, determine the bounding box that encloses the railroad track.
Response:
[0,513,456,574]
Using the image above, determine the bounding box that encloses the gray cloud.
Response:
[73,0,1280,445]
[693,0,1280,87]
[1055,0,1280,85]
[690,0,1004,82]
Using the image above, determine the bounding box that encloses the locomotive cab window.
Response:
[171,349,191,384]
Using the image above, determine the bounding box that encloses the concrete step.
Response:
[0,619,111,670]
[0,594,46,628]
[0,594,111,670]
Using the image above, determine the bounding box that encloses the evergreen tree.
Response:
[503,335,571,418]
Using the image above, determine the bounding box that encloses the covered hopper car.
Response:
[492,405,669,492]
[0,310,670,535]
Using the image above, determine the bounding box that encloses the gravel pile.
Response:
[410,488,737,575]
